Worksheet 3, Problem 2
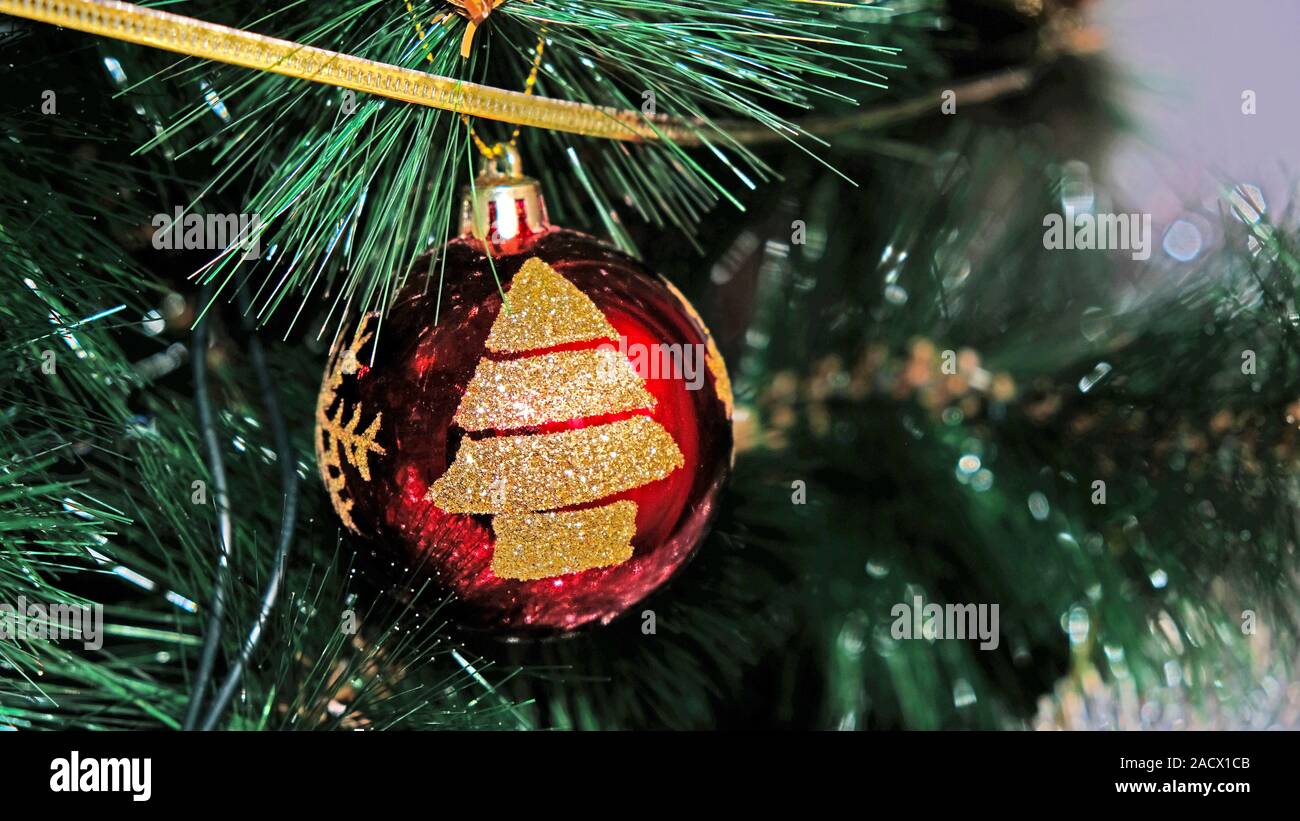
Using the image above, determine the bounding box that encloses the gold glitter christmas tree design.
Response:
[316,313,387,531]
[429,257,684,580]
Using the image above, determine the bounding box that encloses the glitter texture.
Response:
[486,257,617,352]
[315,313,386,530]
[491,501,639,580]
[454,347,655,431]
[430,415,684,513]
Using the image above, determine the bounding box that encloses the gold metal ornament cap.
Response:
[458,143,550,245]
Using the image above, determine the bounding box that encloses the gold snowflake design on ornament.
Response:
[315,313,386,531]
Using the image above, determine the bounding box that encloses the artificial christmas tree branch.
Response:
[55,0,923,336]
[10,0,1054,334]
[0,0,1081,148]
[0,0,744,142]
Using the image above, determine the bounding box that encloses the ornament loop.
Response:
[480,143,525,182]
[459,144,549,247]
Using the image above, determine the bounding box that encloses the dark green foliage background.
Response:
[2,0,1297,730]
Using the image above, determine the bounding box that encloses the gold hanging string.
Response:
[404,0,544,159]
[433,0,516,61]
[0,0,695,143]
[463,33,544,159]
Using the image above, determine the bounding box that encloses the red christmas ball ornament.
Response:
[315,145,733,633]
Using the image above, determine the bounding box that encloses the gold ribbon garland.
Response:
[0,0,700,142]
[0,1,1088,147]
